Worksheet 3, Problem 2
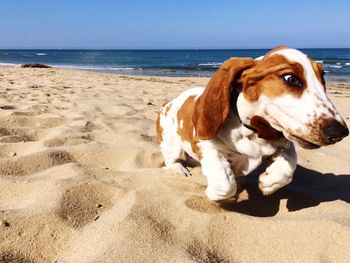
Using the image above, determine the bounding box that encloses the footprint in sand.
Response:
[186,239,227,263]
[0,127,10,137]
[0,127,49,143]
[128,205,176,243]
[185,195,222,214]
[79,121,101,133]
[0,150,74,176]
[134,148,164,168]
[0,105,16,110]
[0,134,33,143]
[44,136,90,147]
[28,104,49,113]
[11,111,39,117]
[0,251,34,263]
[0,116,64,128]
[57,182,113,228]
[163,177,206,194]
[140,134,157,143]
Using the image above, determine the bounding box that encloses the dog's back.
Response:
[157,87,204,166]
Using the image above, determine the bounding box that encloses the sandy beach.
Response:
[0,65,349,262]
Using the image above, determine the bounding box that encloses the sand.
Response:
[0,66,349,263]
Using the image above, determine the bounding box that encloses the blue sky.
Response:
[0,0,349,49]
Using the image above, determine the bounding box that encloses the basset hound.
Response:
[156,46,349,201]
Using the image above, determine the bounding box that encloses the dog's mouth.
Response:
[250,115,322,149]
[285,133,321,149]
[268,120,321,149]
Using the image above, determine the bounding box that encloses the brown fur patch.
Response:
[156,114,163,144]
[240,54,306,101]
[177,96,202,159]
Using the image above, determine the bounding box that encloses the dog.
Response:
[156,46,349,201]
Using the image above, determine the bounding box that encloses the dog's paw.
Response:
[258,171,292,196]
[205,182,237,201]
[163,163,191,177]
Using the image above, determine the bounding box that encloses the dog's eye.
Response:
[282,74,302,87]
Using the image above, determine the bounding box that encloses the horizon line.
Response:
[1,47,350,51]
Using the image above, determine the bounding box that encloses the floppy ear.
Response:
[193,57,256,139]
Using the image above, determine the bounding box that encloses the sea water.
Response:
[1,49,350,81]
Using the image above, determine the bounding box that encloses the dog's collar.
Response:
[231,93,284,140]
[238,115,257,133]
[231,86,284,141]
[231,88,257,133]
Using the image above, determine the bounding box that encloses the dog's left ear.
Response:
[193,57,256,139]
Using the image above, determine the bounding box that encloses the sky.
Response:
[0,0,349,49]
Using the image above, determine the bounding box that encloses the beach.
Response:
[0,65,349,262]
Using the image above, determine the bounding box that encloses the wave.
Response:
[56,64,136,71]
[315,60,323,63]
[198,62,222,66]
[324,64,343,69]
[104,67,135,71]
[0,62,20,67]
[345,63,350,66]
[36,53,47,56]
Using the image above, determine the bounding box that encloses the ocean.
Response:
[1,49,350,81]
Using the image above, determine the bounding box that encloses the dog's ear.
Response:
[193,57,256,140]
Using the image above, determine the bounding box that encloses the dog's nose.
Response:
[323,119,349,143]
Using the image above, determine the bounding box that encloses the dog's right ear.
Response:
[193,57,256,140]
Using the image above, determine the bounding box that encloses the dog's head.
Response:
[193,46,349,149]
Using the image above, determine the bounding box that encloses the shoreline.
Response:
[1,59,350,81]
[1,64,350,86]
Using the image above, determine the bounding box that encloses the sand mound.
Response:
[0,66,349,262]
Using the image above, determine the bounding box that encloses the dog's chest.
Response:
[222,135,278,175]
[214,123,282,176]
[219,120,279,155]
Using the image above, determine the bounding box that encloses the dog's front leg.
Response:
[200,143,237,201]
[259,142,297,195]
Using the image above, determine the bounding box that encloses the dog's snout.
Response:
[323,119,349,143]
